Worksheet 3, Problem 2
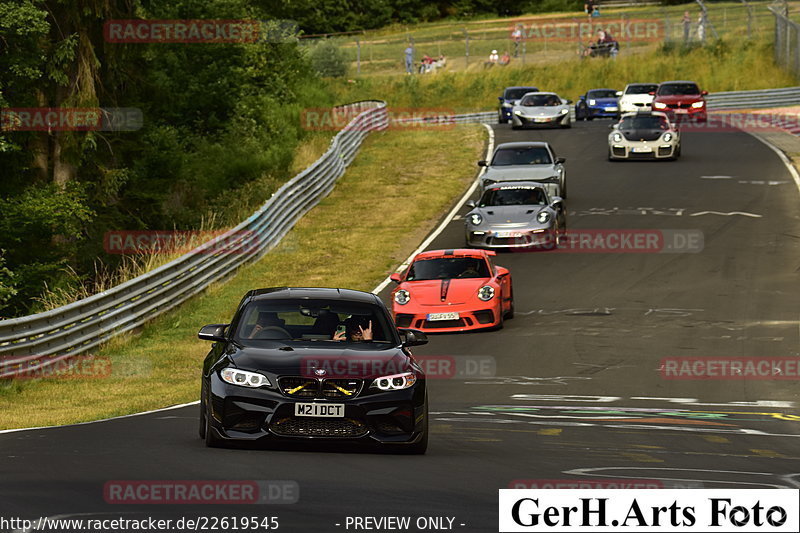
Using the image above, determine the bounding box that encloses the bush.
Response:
[310,40,349,78]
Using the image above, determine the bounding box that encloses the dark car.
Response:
[652,80,708,122]
[498,86,539,123]
[198,287,429,453]
[576,88,620,120]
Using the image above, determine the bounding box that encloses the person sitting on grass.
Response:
[499,51,511,65]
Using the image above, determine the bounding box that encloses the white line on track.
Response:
[372,123,495,295]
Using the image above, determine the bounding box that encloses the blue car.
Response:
[497,86,539,123]
[575,88,620,120]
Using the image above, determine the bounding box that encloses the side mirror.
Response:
[466,200,476,208]
[498,96,504,101]
[550,196,564,207]
[609,123,617,129]
[565,99,573,105]
[477,160,488,167]
[198,324,228,342]
[390,273,402,283]
[555,157,566,164]
[615,91,623,97]
[399,328,428,347]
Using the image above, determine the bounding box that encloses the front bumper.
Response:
[511,113,568,127]
[393,301,502,332]
[466,228,557,249]
[586,105,619,118]
[205,375,427,446]
[609,139,679,160]
[656,106,706,122]
[620,102,652,113]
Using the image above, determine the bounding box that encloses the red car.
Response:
[389,249,513,333]
[652,80,708,122]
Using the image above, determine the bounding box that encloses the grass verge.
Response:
[0,125,485,430]
[329,38,797,112]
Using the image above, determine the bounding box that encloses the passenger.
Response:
[334,316,373,341]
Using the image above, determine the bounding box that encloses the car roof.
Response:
[658,80,699,85]
[619,111,669,119]
[521,91,558,96]
[505,86,538,90]
[587,88,617,92]
[494,141,551,149]
[413,249,495,261]
[625,82,658,86]
[246,287,380,304]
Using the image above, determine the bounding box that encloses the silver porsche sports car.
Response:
[511,92,572,129]
[608,111,681,161]
[478,142,567,198]
[464,182,566,249]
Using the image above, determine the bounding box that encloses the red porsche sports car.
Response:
[389,249,513,333]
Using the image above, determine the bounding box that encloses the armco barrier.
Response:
[2,88,799,378]
[0,101,387,378]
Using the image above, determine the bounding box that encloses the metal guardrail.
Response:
[2,87,799,378]
[771,5,800,78]
[0,101,388,378]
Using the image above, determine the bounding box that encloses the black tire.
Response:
[399,402,428,455]
[586,116,594,121]
[560,179,568,199]
[203,395,224,448]
[511,124,519,130]
[199,400,206,439]
[504,286,515,319]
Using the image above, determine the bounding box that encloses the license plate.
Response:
[427,312,459,321]
[674,109,688,114]
[632,146,652,153]
[534,118,550,123]
[495,230,520,238]
[605,107,618,111]
[294,403,344,417]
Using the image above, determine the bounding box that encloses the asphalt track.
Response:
[1,121,799,532]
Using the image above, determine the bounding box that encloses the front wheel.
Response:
[504,286,515,319]
[398,402,428,455]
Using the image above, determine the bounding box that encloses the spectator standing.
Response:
[697,12,706,42]
[682,11,691,43]
[511,25,523,57]
[404,44,414,74]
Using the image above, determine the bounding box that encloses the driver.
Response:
[248,311,286,339]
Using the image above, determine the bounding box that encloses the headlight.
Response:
[514,110,523,115]
[221,368,270,388]
[612,132,623,143]
[691,101,705,108]
[560,108,568,114]
[394,289,410,305]
[653,102,667,109]
[663,132,673,142]
[372,372,416,391]
[502,102,513,108]
[589,99,596,105]
[477,285,495,301]
[469,213,483,225]
[537,211,552,223]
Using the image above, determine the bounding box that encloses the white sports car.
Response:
[608,111,681,161]
[511,92,572,129]
[617,83,659,114]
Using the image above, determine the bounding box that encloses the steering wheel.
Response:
[251,326,292,340]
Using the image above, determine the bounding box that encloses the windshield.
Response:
[407,257,490,280]
[479,187,546,207]
[657,83,700,96]
[625,84,658,95]
[588,90,618,99]
[504,87,538,100]
[520,94,561,107]
[491,146,552,166]
[235,299,394,344]
[619,115,669,130]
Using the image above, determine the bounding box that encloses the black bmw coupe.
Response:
[198,287,429,453]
